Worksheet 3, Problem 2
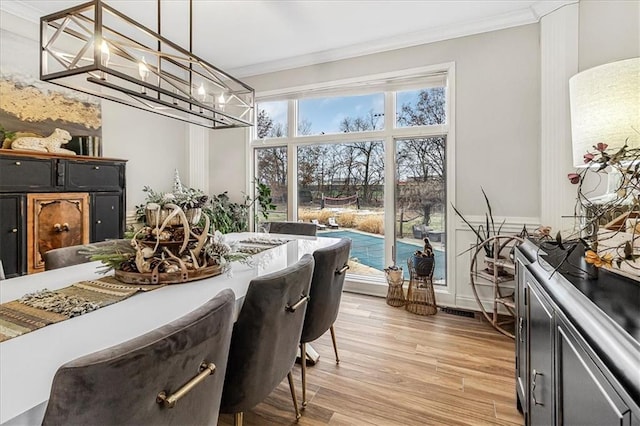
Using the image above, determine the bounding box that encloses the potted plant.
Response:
[203,179,276,234]
[412,237,435,277]
[452,188,505,259]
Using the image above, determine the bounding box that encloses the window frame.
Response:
[249,62,456,305]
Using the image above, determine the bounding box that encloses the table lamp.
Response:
[569,57,640,203]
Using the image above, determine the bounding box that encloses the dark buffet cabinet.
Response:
[515,240,640,425]
[0,150,126,277]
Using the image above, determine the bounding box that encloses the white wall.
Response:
[578,0,640,71]
[242,24,542,219]
[209,127,249,203]
[0,9,188,219]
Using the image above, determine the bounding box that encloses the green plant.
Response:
[452,188,504,258]
[203,180,276,234]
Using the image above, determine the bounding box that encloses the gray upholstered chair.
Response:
[299,238,352,406]
[220,254,315,426]
[43,240,130,270]
[266,221,317,236]
[42,289,235,426]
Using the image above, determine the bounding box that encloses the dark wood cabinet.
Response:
[527,276,554,425]
[91,193,122,242]
[0,195,26,278]
[26,192,90,274]
[64,160,123,191]
[556,319,632,426]
[515,241,640,426]
[0,150,126,276]
[514,252,528,415]
[0,156,56,192]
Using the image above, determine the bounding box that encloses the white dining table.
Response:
[0,233,340,425]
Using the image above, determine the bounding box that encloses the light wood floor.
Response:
[218,293,524,426]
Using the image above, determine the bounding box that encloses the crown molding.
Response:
[2,0,579,78]
[230,0,578,78]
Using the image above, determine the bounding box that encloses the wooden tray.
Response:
[114,264,223,285]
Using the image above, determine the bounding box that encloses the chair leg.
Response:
[300,343,308,407]
[330,324,340,364]
[287,370,301,420]
[234,412,243,426]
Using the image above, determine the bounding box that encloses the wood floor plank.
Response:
[217,293,524,425]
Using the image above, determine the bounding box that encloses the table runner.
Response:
[0,277,164,342]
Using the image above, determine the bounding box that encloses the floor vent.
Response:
[440,307,476,318]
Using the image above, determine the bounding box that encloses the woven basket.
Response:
[115,264,222,285]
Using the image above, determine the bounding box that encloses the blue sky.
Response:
[259,90,423,136]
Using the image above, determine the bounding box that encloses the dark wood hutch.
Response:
[0,150,126,277]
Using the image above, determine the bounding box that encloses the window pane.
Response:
[396,87,446,128]
[255,146,287,227]
[298,93,384,136]
[297,141,385,279]
[395,136,446,284]
[256,101,287,138]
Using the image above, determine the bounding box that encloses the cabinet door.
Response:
[557,321,631,426]
[515,254,528,414]
[0,195,26,278]
[0,156,56,192]
[27,193,89,274]
[64,160,123,191]
[92,193,122,242]
[527,274,555,426]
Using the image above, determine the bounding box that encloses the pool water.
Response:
[319,229,445,280]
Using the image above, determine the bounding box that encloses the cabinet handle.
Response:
[15,161,21,166]
[518,317,524,342]
[96,220,102,224]
[54,223,70,232]
[531,369,544,406]
[93,166,100,170]
[11,228,18,233]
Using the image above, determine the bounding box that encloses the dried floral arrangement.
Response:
[560,139,640,278]
[85,203,250,282]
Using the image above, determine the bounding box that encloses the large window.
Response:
[298,93,384,136]
[252,68,451,287]
[255,146,287,227]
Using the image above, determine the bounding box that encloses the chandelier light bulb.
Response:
[197,83,206,101]
[138,57,150,94]
[138,57,150,80]
[100,40,110,64]
[217,93,226,111]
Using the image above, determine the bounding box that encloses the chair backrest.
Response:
[42,289,236,426]
[43,240,129,270]
[266,221,317,236]
[220,254,315,414]
[301,238,352,344]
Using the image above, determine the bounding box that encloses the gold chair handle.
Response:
[286,295,309,312]
[156,362,215,409]
[336,264,349,275]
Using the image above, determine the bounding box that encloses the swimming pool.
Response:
[318,229,445,280]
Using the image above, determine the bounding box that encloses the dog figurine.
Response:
[11,128,76,155]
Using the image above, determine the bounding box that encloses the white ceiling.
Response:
[5,0,574,77]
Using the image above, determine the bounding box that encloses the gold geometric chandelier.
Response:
[40,0,255,129]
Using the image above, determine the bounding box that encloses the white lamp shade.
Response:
[570,57,640,166]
